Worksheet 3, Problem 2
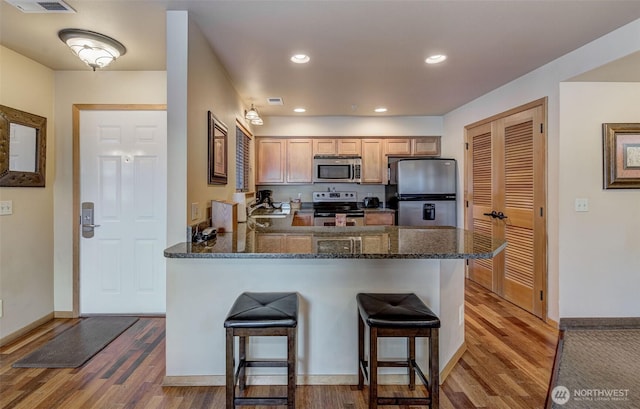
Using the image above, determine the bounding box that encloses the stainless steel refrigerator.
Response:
[386,158,457,227]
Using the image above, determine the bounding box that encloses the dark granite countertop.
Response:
[165,217,506,259]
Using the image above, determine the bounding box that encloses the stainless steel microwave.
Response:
[313,156,361,183]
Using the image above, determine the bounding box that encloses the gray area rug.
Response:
[550,329,640,408]
[12,316,138,368]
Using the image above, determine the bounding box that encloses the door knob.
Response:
[81,202,100,238]
[483,210,508,220]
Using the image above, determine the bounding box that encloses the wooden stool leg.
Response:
[408,336,416,390]
[369,327,378,409]
[239,336,247,390]
[287,327,297,409]
[225,328,235,409]
[357,311,365,390]
[430,329,439,409]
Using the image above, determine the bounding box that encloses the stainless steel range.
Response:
[312,191,364,226]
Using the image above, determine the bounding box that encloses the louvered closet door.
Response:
[465,102,546,318]
[498,107,546,316]
[466,122,499,290]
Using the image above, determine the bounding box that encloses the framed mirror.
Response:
[0,105,47,187]
[207,110,228,185]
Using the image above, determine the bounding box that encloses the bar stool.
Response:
[357,293,440,409]
[224,292,298,409]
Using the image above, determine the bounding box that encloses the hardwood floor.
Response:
[0,280,558,409]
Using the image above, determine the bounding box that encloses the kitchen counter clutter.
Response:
[163,215,506,389]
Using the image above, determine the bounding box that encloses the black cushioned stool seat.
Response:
[225,292,298,409]
[357,293,440,409]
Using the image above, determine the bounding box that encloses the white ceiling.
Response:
[2,0,640,117]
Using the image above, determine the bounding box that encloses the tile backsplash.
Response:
[256,184,386,205]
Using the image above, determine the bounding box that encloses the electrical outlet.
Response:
[458,304,464,326]
[191,202,200,221]
[575,198,589,212]
[0,200,13,215]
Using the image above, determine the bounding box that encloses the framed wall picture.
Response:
[603,123,640,189]
[208,110,228,185]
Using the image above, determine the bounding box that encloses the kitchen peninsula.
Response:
[163,217,506,387]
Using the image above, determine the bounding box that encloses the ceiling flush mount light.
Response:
[374,107,388,113]
[290,54,310,64]
[293,108,306,113]
[426,54,447,64]
[58,28,126,71]
[245,104,260,120]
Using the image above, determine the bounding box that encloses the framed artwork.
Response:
[603,123,640,189]
[208,110,228,185]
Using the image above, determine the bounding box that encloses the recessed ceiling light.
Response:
[294,108,306,113]
[290,54,310,64]
[426,54,447,64]
[374,107,388,113]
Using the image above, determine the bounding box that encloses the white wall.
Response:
[558,82,640,317]
[0,46,55,341]
[443,18,640,322]
[53,71,166,313]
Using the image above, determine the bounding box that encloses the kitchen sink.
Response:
[249,208,290,218]
[250,213,287,219]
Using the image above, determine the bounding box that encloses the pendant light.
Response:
[244,104,260,121]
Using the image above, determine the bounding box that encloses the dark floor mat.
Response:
[12,316,138,368]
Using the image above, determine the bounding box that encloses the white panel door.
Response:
[80,110,167,314]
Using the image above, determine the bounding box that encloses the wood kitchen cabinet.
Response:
[258,136,440,186]
[313,138,361,156]
[256,139,286,184]
[256,234,312,253]
[361,139,384,184]
[362,234,390,254]
[384,138,412,156]
[256,138,313,184]
[364,212,395,226]
[292,213,314,226]
[286,139,313,183]
[412,136,440,156]
[384,137,441,157]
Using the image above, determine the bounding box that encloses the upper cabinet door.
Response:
[384,138,412,156]
[313,139,337,155]
[412,137,440,156]
[361,139,384,184]
[286,139,313,183]
[337,139,362,156]
[256,139,286,184]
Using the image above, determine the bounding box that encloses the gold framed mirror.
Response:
[0,104,47,187]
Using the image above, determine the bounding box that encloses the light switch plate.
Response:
[575,198,589,212]
[0,200,13,215]
[191,202,200,221]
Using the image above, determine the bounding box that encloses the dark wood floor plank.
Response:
[0,279,557,409]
